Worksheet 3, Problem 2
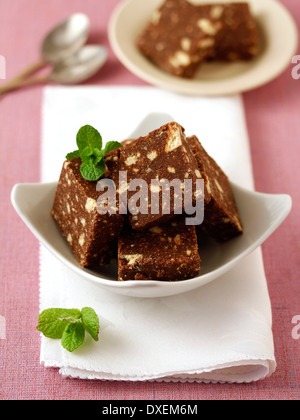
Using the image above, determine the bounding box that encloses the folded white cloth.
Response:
[39,86,276,383]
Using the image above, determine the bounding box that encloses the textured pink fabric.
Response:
[0,0,299,400]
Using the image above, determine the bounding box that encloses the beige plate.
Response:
[108,0,298,96]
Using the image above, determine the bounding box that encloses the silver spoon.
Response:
[50,45,108,84]
[0,13,90,94]
[41,13,90,64]
[0,45,108,95]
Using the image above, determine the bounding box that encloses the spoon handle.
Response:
[0,75,49,96]
[12,60,47,82]
[0,60,48,97]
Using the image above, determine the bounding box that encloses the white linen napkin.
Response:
[39,86,276,383]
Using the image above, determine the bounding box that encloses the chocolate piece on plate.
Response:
[137,0,215,78]
[137,0,259,78]
[107,122,205,231]
[51,158,124,267]
[207,2,259,61]
[188,135,243,242]
[118,217,201,281]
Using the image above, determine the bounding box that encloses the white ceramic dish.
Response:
[108,0,298,96]
[11,170,291,299]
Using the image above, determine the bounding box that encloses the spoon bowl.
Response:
[50,45,108,84]
[0,13,92,97]
[41,13,90,63]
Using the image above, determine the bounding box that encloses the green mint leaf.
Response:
[61,323,85,352]
[65,125,121,181]
[36,308,81,339]
[81,149,104,165]
[81,307,99,341]
[80,159,106,181]
[76,125,102,153]
[66,150,81,160]
[80,146,94,159]
[102,141,123,156]
[92,148,104,164]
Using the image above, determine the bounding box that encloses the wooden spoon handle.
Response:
[0,60,48,97]
[11,60,47,82]
[0,74,49,96]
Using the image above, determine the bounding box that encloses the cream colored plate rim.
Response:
[108,0,299,96]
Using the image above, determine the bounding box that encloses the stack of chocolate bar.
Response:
[52,122,243,281]
[137,0,259,78]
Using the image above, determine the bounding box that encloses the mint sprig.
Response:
[66,125,123,181]
[37,307,99,352]
[61,323,85,353]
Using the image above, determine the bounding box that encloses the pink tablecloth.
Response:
[0,0,299,400]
